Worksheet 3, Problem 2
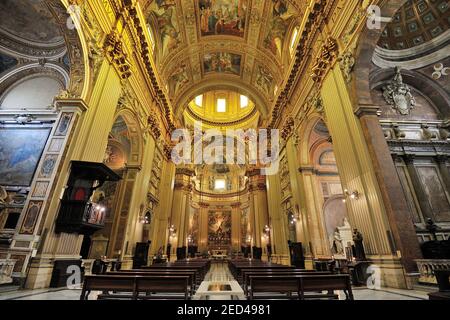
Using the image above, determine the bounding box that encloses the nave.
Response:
[0,0,450,303]
[0,259,429,301]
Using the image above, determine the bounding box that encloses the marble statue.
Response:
[332,229,344,255]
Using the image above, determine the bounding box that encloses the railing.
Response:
[415,259,450,284]
[0,259,16,284]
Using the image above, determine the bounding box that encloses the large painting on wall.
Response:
[0,127,51,186]
[208,210,231,246]
[199,0,248,37]
[203,52,241,75]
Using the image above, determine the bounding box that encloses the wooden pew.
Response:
[135,276,190,300]
[242,270,330,295]
[145,264,207,281]
[80,275,191,300]
[108,270,196,295]
[235,265,294,283]
[80,275,136,300]
[247,274,353,300]
[248,275,300,300]
[298,274,353,300]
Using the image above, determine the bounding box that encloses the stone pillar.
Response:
[403,155,434,221]
[120,135,158,267]
[266,173,290,264]
[357,109,423,286]
[231,202,242,253]
[149,160,175,257]
[108,166,141,269]
[247,169,269,259]
[169,168,194,258]
[197,203,209,253]
[285,139,313,264]
[298,166,332,258]
[321,66,411,288]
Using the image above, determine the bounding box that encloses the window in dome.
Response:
[214,179,226,190]
[240,95,249,108]
[217,98,226,112]
[195,95,203,107]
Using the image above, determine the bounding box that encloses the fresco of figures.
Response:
[203,52,241,75]
[147,0,181,56]
[168,62,189,95]
[264,0,295,57]
[199,0,247,37]
[255,64,275,96]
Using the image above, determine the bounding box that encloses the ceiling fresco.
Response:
[0,0,64,45]
[141,0,307,121]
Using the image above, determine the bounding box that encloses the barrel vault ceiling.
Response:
[139,0,307,122]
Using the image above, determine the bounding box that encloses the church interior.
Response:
[0,0,449,301]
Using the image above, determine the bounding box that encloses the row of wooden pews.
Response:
[229,259,354,300]
[80,259,210,300]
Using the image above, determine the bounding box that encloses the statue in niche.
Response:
[352,228,366,261]
[332,228,344,255]
[382,67,416,115]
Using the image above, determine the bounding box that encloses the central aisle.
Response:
[193,261,245,300]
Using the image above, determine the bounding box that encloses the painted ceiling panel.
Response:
[141,0,307,120]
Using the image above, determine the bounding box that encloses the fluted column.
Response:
[247,169,269,258]
[169,168,194,256]
[266,173,289,263]
[285,139,312,257]
[197,203,209,252]
[298,166,331,258]
[322,64,421,288]
[150,160,175,256]
[231,202,242,252]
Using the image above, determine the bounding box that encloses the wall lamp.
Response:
[169,224,177,238]
[343,189,359,202]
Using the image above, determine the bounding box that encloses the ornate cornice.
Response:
[103,31,132,79]
[122,1,176,133]
[310,37,338,84]
[269,0,330,129]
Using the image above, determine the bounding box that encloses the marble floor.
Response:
[0,262,430,301]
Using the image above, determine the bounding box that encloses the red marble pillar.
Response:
[357,107,422,273]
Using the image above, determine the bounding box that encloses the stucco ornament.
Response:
[382,67,416,115]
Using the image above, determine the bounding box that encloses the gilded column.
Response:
[169,167,194,257]
[247,169,269,258]
[321,64,418,288]
[266,173,290,264]
[149,160,175,257]
[357,108,423,277]
[197,203,209,253]
[231,202,242,252]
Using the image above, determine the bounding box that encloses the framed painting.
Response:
[199,0,248,37]
[0,126,51,186]
[203,52,242,75]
